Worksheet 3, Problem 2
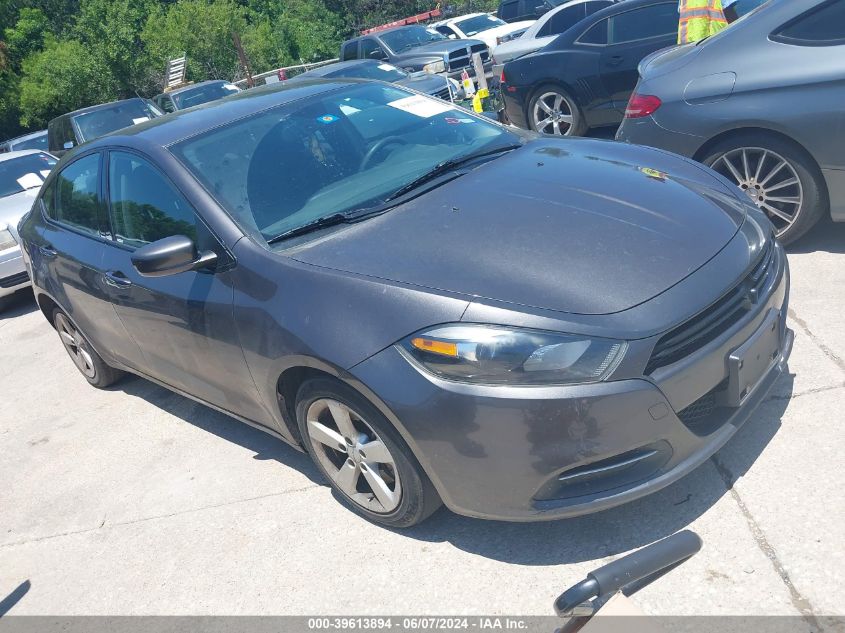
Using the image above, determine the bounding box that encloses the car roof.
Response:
[0,149,48,163]
[81,79,364,150]
[4,130,47,145]
[434,12,488,25]
[298,60,377,78]
[52,97,151,122]
[164,80,233,97]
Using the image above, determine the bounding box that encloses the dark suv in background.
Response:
[48,98,163,156]
[340,25,491,79]
[497,0,564,23]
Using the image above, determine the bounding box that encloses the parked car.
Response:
[1,130,48,153]
[501,0,678,136]
[0,150,57,309]
[617,0,844,245]
[497,0,568,23]
[340,25,491,80]
[287,60,463,101]
[153,80,241,113]
[47,98,163,156]
[432,13,535,50]
[492,0,617,66]
[20,79,792,527]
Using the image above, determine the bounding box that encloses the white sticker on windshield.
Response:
[40,170,51,178]
[132,117,150,125]
[378,64,396,71]
[339,104,361,115]
[388,95,452,118]
[17,173,43,190]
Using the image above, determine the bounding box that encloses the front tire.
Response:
[702,134,828,245]
[296,377,442,528]
[528,85,586,137]
[53,309,124,388]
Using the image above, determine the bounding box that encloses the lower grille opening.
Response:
[0,270,28,288]
[677,379,731,437]
[534,441,672,503]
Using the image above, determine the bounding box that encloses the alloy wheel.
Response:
[306,398,402,514]
[55,313,96,379]
[532,91,574,136]
[710,147,803,238]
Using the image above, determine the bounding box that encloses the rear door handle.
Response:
[104,271,132,288]
[38,245,57,258]
[607,55,624,67]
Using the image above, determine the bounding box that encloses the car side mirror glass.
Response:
[63,141,75,150]
[369,49,386,60]
[130,235,218,277]
[448,34,457,39]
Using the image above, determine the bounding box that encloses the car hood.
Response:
[291,138,747,316]
[473,22,534,46]
[0,189,39,230]
[391,38,486,61]
[396,73,449,95]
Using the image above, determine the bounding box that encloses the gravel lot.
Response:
[1,217,843,619]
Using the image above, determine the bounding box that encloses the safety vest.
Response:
[678,0,727,44]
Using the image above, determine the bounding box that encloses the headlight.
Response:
[423,60,446,74]
[0,228,17,250]
[399,324,626,385]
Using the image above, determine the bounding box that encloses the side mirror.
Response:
[63,141,75,150]
[131,235,218,277]
[448,34,457,39]
[369,49,387,60]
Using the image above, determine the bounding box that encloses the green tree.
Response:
[75,0,153,95]
[18,38,117,128]
[3,8,50,68]
[142,0,248,88]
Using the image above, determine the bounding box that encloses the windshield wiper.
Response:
[386,143,522,202]
[266,213,351,244]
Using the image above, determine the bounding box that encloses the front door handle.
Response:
[38,245,57,258]
[606,55,624,67]
[104,271,132,288]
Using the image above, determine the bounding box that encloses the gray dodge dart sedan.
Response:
[19,79,793,527]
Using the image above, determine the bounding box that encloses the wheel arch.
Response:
[34,291,59,329]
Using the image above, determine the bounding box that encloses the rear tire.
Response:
[296,377,442,528]
[701,134,828,245]
[52,309,124,388]
[528,85,587,137]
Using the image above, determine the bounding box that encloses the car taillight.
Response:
[500,68,506,84]
[625,93,661,119]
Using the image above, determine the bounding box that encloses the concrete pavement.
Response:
[1,219,843,618]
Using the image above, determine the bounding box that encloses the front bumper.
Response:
[0,245,29,299]
[351,248,792,521]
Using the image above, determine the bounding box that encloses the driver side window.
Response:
[360,39,385,59]
[107,151,198,249]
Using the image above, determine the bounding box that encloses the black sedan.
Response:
[19,79,792,527]
[501,0,678,136]
[288,59,463,101]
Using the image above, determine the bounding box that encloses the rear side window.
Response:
[341,41,358,60]
[499,0,518,20]
[772,0,845,46]
[539,5,586,37]
[107,151,198,249]
[579,18,609,44]
[51,154,102,237]
[608,3,677,44]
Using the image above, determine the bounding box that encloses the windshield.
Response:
[381,26,447,53]
[173,82,241,109]
[455,14,507,36]
[171,83,516,244]
[73,100,162,142]
[328,63,408,82]
[0,152,57,198]
[10,133,48,151]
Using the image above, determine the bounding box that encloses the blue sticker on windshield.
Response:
[317,114,338,124]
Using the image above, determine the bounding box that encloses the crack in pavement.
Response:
[764,382,845,402]
[711,456,822,629]
[0,483,320,549]
[788,308,845,374]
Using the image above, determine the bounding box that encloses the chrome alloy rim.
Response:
[710,147,803,237]
[532,91,574,135]
[55,313,96,378]
[306,399,402,514]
